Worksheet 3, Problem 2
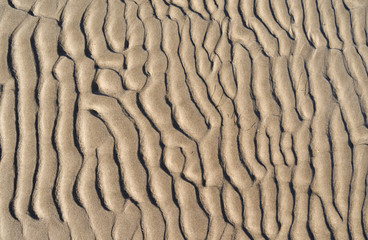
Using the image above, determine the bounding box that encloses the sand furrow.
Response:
[9,14,54,239]
[104,0,126,53]
[82,0,124,71]
[32,18,70,239]
[54,56,95,240]
[0,5,25,240]
[0,81,23,240]
[308,47,348,239]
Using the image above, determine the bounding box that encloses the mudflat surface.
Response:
[1,0,368,239]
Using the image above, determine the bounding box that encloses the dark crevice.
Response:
[51,88,64,221]
[94,148,110,212]
[8,32,20,221]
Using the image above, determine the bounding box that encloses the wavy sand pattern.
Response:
[1,0,368,239]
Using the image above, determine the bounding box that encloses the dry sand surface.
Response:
[1,0,368,239]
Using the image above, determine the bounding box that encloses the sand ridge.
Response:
[1,0,368,239]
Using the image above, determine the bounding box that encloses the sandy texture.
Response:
[1,0,368,239]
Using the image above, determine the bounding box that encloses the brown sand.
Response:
[0,0,368,239]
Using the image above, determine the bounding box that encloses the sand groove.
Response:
[2,0,368,239]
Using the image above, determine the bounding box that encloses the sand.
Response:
[0,0,368,239]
